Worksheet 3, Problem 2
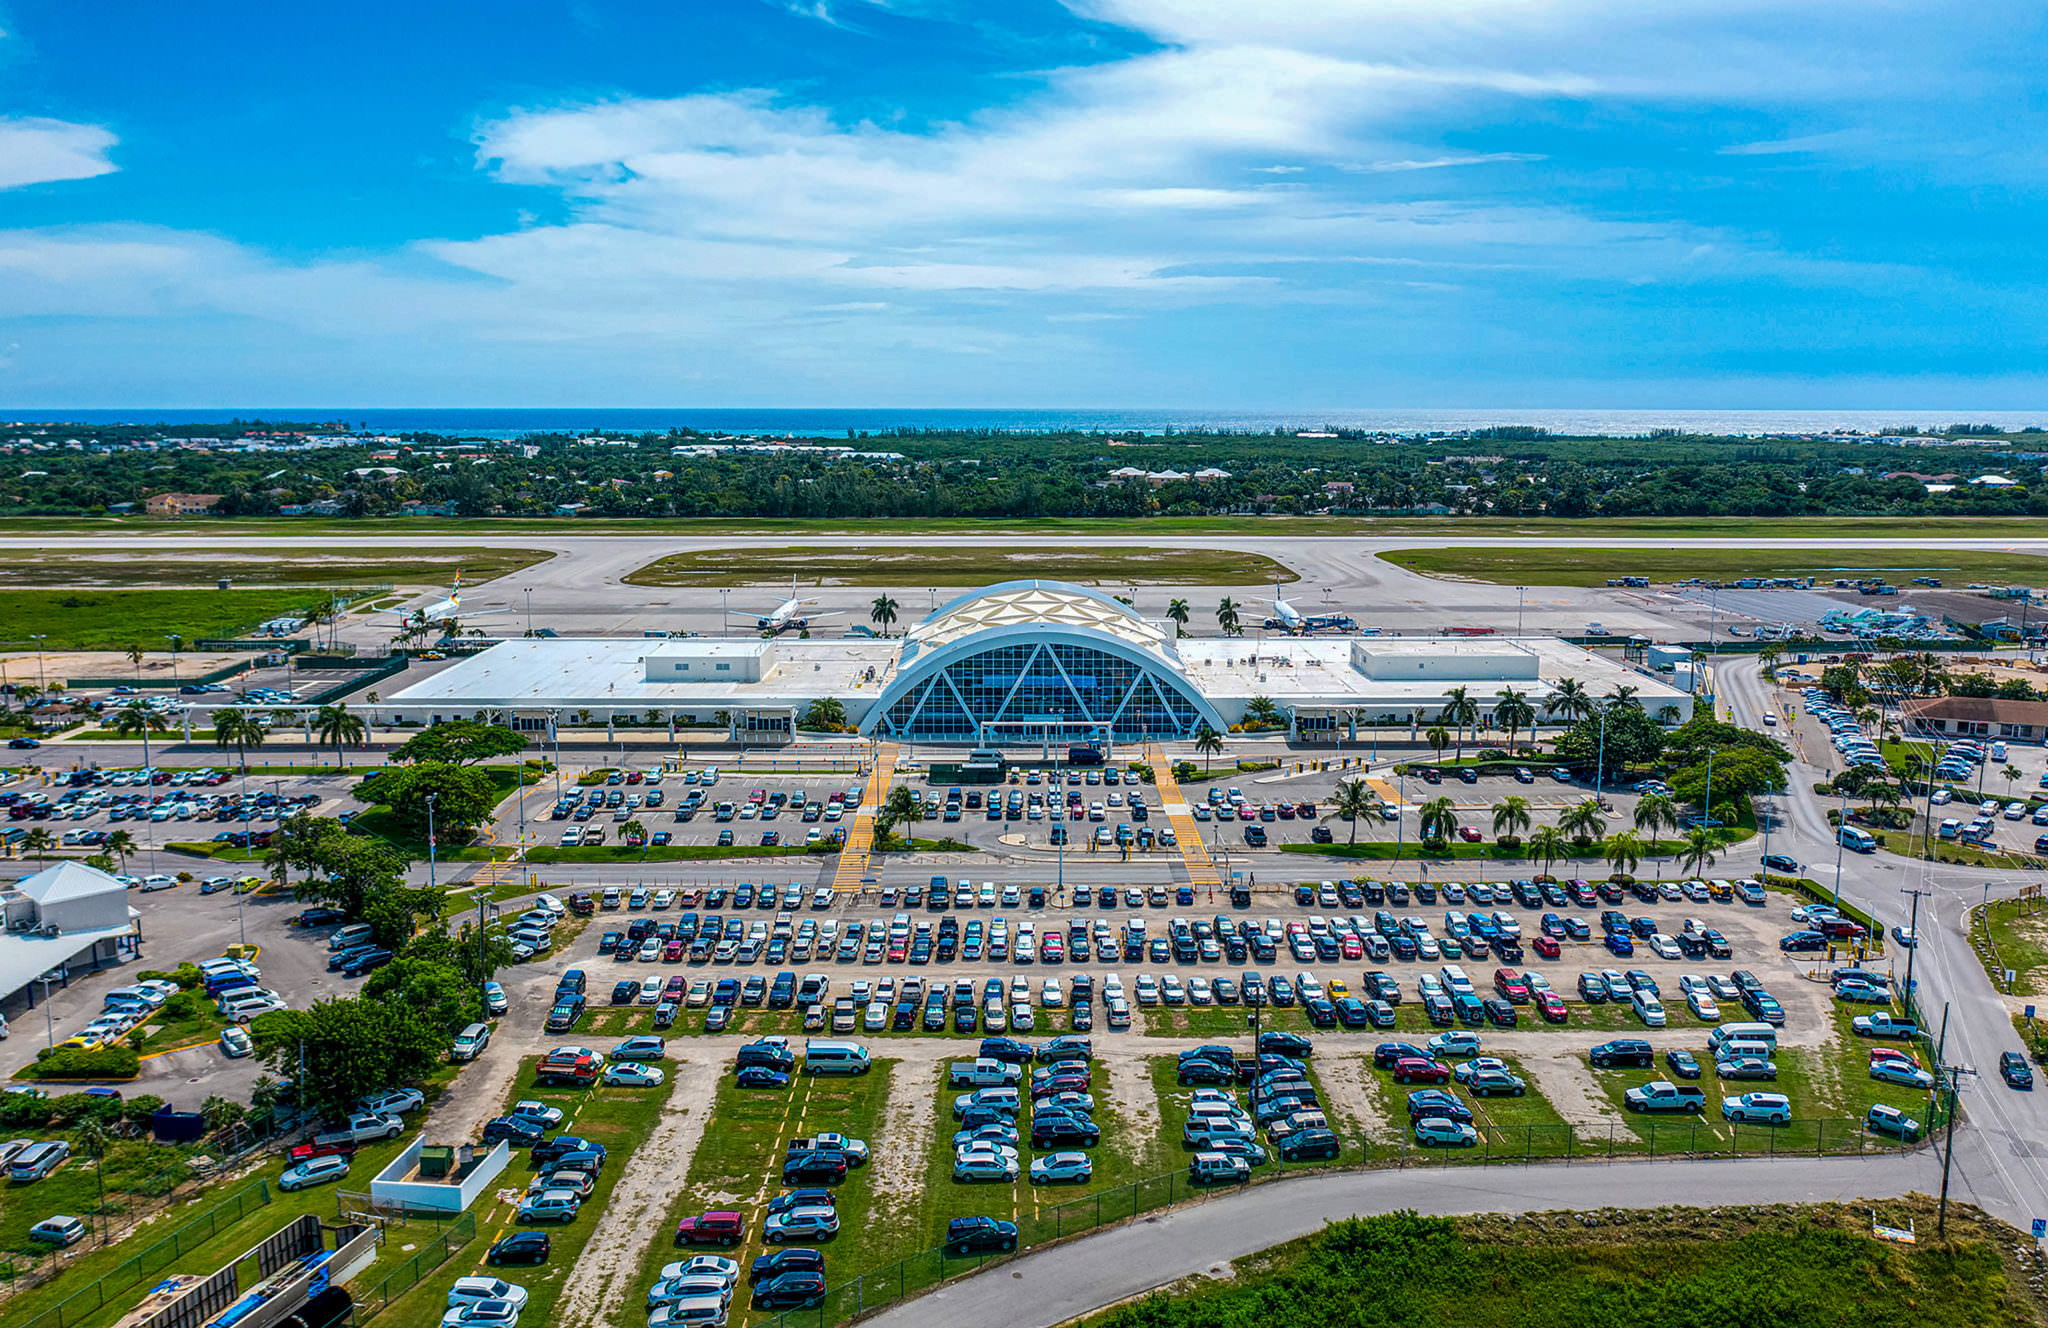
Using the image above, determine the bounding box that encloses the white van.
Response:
[451,1022,491,1062]
[1838,826,1876,853]
[803,1040,872,1076]
[328,924,373,951]
[1708,1022,1779,1055]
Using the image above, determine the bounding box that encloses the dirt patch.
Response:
[867,1059,940,1222]
[1315,1054,1395,1140]
[1103,1050,1165,1162]
[561,1055,722,1328]
[1522,1053,1625,1127]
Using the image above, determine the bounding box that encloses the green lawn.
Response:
[0,589,339,650]
[0,548,550,589]
[1381,545,2048,588]
[1081,1204,2038,1328]
[622,546,1297,588]
[619,1061,896,1328]
[1976,896,2048,996]
[376,1055,678,1328]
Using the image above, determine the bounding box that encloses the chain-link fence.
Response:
[9,1182,273,1328]
[350,1212,477,1319]
[757,1116,1923,1327]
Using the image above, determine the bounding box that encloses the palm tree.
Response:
[13,682,41,713]
[125,644,145,683]
[108,701,169,770]
[21,826,54,856]
[1607,683,1640,711]
[105,830,137,875]
[1417,795,1457,846]
[876,785,922,849]
[75,1117,109,1244]
[1757,642,1784,678]
[1527,825,1568,877]
[1491,796,1532,844]
[1243,696,1282,730]
[1634,792,1680,853]
[1424,725,1450,764]
[622,818,648,854]
[1193,723,1224,772]
[212,707,267,772]
[1679,826,1719,877]
[1544,677,1593,723]
[313,703,367,769]
[2004,764,2023,797]
[869,594,899,636]
[1493,687,1535,752]
[1604,829,1645,878]
[1160,598,1189,639]
[1323,778,1380,845]
[1440,685,1477,759]
[1656,704,1682,726]
[1558,798,1607,845]
[1215,597,1241,637]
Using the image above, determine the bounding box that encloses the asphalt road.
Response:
[862,1152,1940,1328]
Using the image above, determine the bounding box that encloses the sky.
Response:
[0,0,2043,409]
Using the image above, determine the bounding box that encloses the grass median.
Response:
[377,1055,679,1328]
[1381,545,2048,588]
[618,1059,895,1328]
[622,546,1297,589]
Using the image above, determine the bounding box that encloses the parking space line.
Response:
[1150,745,1221,888]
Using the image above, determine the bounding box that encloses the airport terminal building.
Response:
[387,580,1692,745]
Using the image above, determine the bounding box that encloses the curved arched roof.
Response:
[903,580,1172,663]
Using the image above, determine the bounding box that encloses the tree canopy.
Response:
[390,720,529,766]
[357,761,503,840]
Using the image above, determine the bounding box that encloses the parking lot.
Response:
[0,765,368,863]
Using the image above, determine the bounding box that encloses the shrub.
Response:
[28,1046,142,1080]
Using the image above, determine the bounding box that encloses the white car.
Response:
[602,1062,666,1087]
[139,874,178,892]
[510,1100,564,1127]
[657,1256,740,1287]
[1686,990,1720,1021]
[448,1279,530,1313]
[360,1088,425,1116]
[219,1026,253,1058]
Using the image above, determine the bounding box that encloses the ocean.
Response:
[5,407,2045,438]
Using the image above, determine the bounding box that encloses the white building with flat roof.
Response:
[383,580,1691,744]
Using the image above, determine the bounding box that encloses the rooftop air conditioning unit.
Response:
[41,923,60,937]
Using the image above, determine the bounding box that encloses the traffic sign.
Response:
[2032,1219,2045,1240]
[2027,1006,2037,1021]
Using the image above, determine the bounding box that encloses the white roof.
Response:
[906,581,1171,658]
[15,861,125,906]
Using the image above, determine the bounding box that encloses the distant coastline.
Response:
[4,407,2045,438]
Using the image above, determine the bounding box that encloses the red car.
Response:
[1534,991,1569,1024]
[1391,1057,1451,1084]
[1340,935,1363,960]
[1531,935,1561,960]
[1456,826,1483,843]
[1042,933,1065,962]
[663,940,686,962]
[675,1211,746,1247]
[1492,968,1530,1003]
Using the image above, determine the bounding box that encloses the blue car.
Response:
[1604,932,1635,957]
[737,1066,791,1089]
[1029,1152,1092,1185]
[1413,1117,1479,1147]
[1404,1089,1472,1123]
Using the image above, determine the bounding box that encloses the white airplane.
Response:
[383,573,508,628]
[1263,593,1308,635]
[746,577,838,635]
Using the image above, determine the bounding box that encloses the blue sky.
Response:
[0,0,2043,408]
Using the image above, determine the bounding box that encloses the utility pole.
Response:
[1830,783,1849,907]
[1515,586,1526,636]
[524,587,535,637]
[425,791,439,891]
[1898,886,1930,1023]
[1935,1062,1978,1238]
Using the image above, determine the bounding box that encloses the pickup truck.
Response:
[1622,1081,1707,1113]
[312,1112,404,1147]
[536,1050,600,1086]
[287,1140,356,1164]
[1852,1012,1921,1039]
[948,1058,1023,1089]
[785,1132,871,1165]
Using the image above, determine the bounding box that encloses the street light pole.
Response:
[524,587,534,637]
[1900,887,1929,1020]
[165,635,180,684]
[1935,1062,1977,1237]
[1830,783,1849,907]
[30,635,46,691]
[425,791,439,891]
[1516,587,1526,636]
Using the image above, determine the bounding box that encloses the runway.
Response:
[10,529,2048,648]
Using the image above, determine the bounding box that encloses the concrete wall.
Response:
[369,1138,511,1215]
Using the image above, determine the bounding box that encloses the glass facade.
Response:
[871,640,1209,743]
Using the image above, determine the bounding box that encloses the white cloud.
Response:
[1352,152,1547,173]
[0,117,118,190]
[1719,129,1867,156]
